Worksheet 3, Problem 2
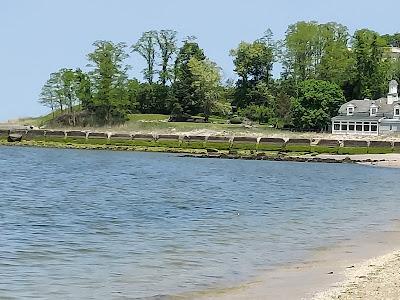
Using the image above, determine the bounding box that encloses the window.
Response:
[356,123,363,131]
[341,124,348,131]
[334,123,340,130]
[370,107,378,116]
[349,122,355,131]
[347,106,354,116]
[371,123,378,132]
[395,108,400,117]
[364,123,370,132]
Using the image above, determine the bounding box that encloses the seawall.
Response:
[2,129,400,155]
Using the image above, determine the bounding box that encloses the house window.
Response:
[341,123,348,131]
[356,123,363,131]
[370,107,378,116]
[395,108,400,117]
[364,122,370,132]
[349,122,355,131]
[347,106,354,116]
[334,123,340,130]
[371,123,378,132]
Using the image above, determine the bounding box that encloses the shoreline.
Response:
[181,222,400,300]
[2,139,400,169]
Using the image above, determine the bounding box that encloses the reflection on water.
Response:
[1,146,400,299]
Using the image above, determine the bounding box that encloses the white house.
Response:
[332,80,400,135]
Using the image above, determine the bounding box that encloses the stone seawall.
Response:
[2,129,400,155]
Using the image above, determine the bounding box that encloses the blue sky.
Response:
[1,0,399,121]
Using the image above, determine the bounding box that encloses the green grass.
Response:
[338,147,369,155]
[285,145,312,153]
[312,146,339,154]
[367,147,393,154]
[231,142,257,150]
[257,144,284,151]
[205,141,232,150]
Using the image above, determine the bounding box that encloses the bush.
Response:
[229,116,243,124]
[239,104,272,124]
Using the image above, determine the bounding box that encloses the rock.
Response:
[8,134,22,142]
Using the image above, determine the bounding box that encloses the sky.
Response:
[1,0,399,121]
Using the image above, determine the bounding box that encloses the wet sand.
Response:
[187,224,400,300]
[313,153,400,168]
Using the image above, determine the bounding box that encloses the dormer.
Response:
[394,104,400,118]
[346,104,355,116]
[370,103,378,116]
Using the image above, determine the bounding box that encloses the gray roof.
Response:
[336,98,399,119]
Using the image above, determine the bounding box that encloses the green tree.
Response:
[172,39,206,117]
[75,68,92,110]
[132,31,158,84]
[156,30,177,85]
[291,79,345,130]
[351,29,390,99]
[136,83,171,114]
[282,21,352,87]
[188,58,225,122]
[39,77,58,118]
[230,32,275,108]
[87,40,130,124]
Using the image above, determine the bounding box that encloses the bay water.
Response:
[1,146,400,299]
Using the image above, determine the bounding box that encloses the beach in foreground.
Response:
[189,227,400,300]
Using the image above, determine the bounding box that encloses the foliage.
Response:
[132,31,158,84]
[351,29,391,99]
[231,31,275,108]
[188,58,225,121]
[171,39,206,117]
[291,80,345,130]
[239,104,273,124]
[156,30,178,85]
[87,40,130,124]
[282,21,353,87]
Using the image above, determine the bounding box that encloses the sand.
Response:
[313,250,400,300]
[313,153,400,168]
[186,229,400,300]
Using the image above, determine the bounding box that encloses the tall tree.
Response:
[282,21,352,87]
[188,58,224,122]
[156,30,177,85]
[230,31,275,108]
[351,29,390,99]
[132,31,158,84]
[172,39,206,117]
[39,78,58,118]
[87,40,130,124]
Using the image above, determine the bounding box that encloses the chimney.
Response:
[388,80,399,105]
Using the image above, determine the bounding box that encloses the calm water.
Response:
[1,146,400,299]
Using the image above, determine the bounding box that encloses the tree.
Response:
[136,83,171,114]
[291,79,345,130]
[75,68,92,110]
[231,32,275,108]
[156,30,177,85]
[381,33,400,47]
[132,31,158,84]
[188,58,224,122]
[87,40,130,124]
[351,29,390,99]
[172,39,206,117]
[39,78,58,119]
[282,21,353,88]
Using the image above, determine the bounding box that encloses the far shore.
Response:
[3,138,400,169]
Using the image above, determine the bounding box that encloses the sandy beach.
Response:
[312,153,400,168]
[187,225,400,300]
